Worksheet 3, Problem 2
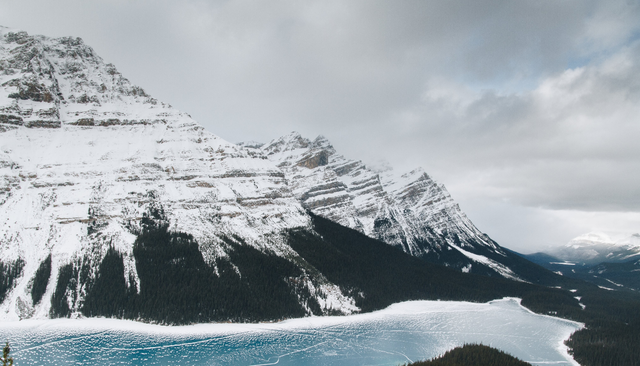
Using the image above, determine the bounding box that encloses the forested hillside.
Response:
[406,344,531,366]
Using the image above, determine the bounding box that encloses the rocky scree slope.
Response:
[0,27,562,323]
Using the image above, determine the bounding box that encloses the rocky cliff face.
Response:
[0,26,554,322]
[0,26,356,320]
[260,132,523,279]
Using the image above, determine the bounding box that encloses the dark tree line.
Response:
[30,254,51,305]
[69,219,317,324]
[406,344,531,366]
[295,214,640,366]
[0,259,24,304]
[289,213,583,314]
[562,288,640,366]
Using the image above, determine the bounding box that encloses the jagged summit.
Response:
[0,27,183,131]
[262,132,334,159]
[0,28,356,320]
[262,132,528,280]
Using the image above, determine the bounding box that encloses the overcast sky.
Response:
[2,0,639,253]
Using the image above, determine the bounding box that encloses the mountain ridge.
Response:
[0,26,333,320]
[259,131,534,280]
[552,232,640,264]
[0,26,565,322]
[521,231,640,291]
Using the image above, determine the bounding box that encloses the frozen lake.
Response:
[0,298,581,366]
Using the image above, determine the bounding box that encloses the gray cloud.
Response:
[377,41,640,212]
[1,0,639,250]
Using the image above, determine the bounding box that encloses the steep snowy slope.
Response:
[0,27,567,323]
[261,132,542,281]
[0,26,356,320]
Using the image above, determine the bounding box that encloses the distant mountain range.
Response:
[522,232,640,291]
[0,26,585,323]
[550,232,640,265]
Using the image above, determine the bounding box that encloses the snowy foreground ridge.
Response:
[1,26,537,320]
[0,298,583,366]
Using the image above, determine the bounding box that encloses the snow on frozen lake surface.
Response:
[0,298,582,366]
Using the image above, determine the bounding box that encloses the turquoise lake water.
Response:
[0,298,581,366]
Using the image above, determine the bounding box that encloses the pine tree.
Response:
[1,342,13,366]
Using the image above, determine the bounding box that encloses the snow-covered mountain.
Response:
[550,232,640,265]
[0,26,561,323]
[523,232,640,291]
[0,26,357,320]
[258,132,527,279]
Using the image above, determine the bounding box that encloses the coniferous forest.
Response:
[30,254,51,305]
[41,210,640,365]
[406,344,532,366]
[0,259,24,305]
[63,218,317,324]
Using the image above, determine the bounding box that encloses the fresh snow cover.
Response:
[550,231,640,264]
[261,133,492,251]
[0,25,585,366]
[0,25,568,325]
[260,131,526,280]
[0,298,582,366]
[604,278,624,287]
[569,232,614,247]
[261,132,497,256]
[449,243,519,281]
[551,262,577,266]
[0,26,358,320]
[567,232,640,250]
[597,285,614,291]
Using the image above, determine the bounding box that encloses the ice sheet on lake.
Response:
[0,298,582,366]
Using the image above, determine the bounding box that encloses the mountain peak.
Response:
[262,131,310,154]
[261,132,337,162]
[0,26,191,132]
[0,27,322,321]
[567,231,613,247]
[0,26,551,323]
[551,231,640,264]
[311,135,332,148]
[262,131,516,278]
